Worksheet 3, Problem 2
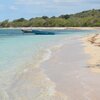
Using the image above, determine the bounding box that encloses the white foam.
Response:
[41,49,52,62]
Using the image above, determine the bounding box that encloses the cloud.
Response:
[15,0,47,5]
[84,0,100,4]
[15,0,80,5]
[13,0,100,9]
[54,0,80,3]
[13,0,81,9]
[54,0,100,4]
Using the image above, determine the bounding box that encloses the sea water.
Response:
[0,29,97,100]
[0,29,95,69]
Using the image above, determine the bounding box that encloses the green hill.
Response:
[0,9,100,27]
[71,9,100,18]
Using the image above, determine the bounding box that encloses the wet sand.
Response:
[41,36,100,100]
[6,66,67,100]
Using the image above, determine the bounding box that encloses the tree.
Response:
[59,14,70,19]
[42,16,48,19]
[0,19,9,27]
[13,18,27,22]
[0,9,100,27]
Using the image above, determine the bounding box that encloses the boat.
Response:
[21,29,32,33]
[32,30,55,35]
[21,29,55,35]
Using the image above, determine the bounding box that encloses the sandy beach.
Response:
[40,34,100,100]
[83,33,100,73]
[0,27,100,30]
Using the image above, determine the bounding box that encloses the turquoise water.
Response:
[0,35,61,71]
[0,29,97,71]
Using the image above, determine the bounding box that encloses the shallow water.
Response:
[0,29,95,71]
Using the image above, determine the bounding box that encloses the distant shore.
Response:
[0,27,100,30]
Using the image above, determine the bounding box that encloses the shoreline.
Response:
[83,33,100,73]
[40,36,89,100]
[0,27,100,30]
[38,33,100,100]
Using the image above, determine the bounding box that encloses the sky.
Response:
[0,0,100,21]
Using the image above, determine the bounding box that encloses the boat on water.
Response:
[21,29,33,33]
[21,29,55,35]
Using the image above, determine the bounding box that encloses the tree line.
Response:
[0,9,100,27]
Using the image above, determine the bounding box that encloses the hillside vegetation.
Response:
[0,9,100,27]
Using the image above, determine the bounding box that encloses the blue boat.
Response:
[21,29,55,35]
